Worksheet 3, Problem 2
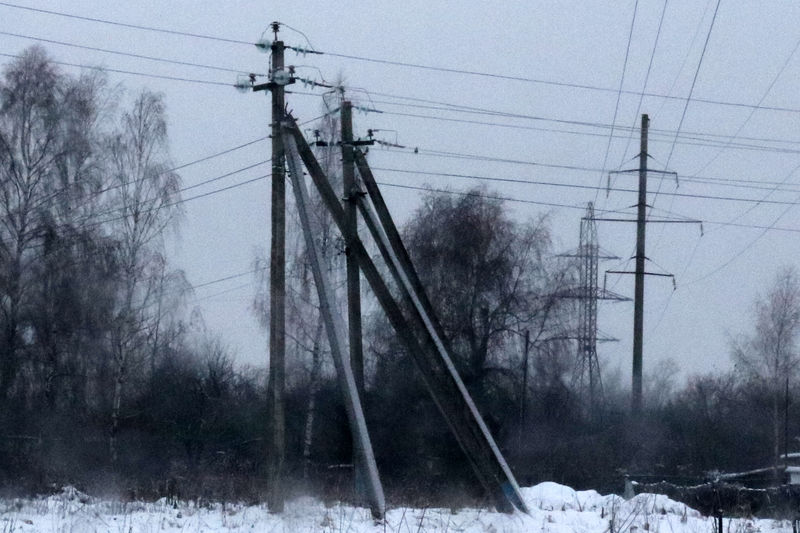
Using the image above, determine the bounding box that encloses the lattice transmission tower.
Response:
[560,203,627,411]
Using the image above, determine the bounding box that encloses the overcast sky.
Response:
[2,1,800,386]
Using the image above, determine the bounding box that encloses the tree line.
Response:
[1,46,797,507]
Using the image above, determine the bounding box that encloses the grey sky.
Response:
[2,1,800,385]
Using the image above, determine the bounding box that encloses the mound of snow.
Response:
[0,482,791,532]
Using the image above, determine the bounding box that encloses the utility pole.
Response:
[340,100,368,505]
[286,118,529,513]
[252,22,290,513]
[598,114,700,417]
[283,132,386,518]
[341,101,364,397]
[632,114,648,415]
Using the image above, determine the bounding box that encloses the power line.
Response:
[4,1,800,116]
[296,89,800,148]
[659,0,722,182]
[0,52,232,87]
[193,268,262,290]
[97,137,268,197]
[312,48,800,115]
[375,145,800,195]
[370,109,800,156]
[374,181,588,211]
[652,25,800,256]
[0,2,251,45]
[617,0,669,167]
[688,33,800,177]
[373,179,800,235]
[0,30,264,75]
[371,165,800,207]
[596,0,639,203]
[652,0,715,122]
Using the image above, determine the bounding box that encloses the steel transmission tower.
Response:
[560,203,627,412]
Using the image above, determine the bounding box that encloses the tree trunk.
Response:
[110,353,125,468]
[302,317,324,481]
[774,388,781,485]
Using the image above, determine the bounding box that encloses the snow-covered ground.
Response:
[0,482,792,532]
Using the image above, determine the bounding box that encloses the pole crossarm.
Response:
[606,270,675,278]
[552,287,629,301]
[609,169,678,176]
[282,116,528,514]
[558,252,620,260]
[589,218,701,224]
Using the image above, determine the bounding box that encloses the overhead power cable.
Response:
[596,0,639,203]
[373,180,800,234]
[364,108,800,156]
[0,1,251,45]
[361,89,800,147]
[299,88,800,150]
[0,30,264,75]
[3,1,800,115]
[375,145,800,195]
[371,165,800,207]
[616,0,669,167]
[657,0,722,190]
[0,52,231,87]
[374,181,589,211]
[689,33,800,177]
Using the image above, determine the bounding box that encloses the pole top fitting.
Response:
[271,21,281,40]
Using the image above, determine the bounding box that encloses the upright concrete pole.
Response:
[632,114,648,415]
[340,101,364,397]
[266,36,287,513]
[340,101,368,503]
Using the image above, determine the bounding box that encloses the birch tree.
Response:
[106,90,182,465]
[732,266,800,477]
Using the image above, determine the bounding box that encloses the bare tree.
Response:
[732,266,800,478]
[644,358,680,410]
[0,47,114,408]
[105,90,182,465]
[402,188,571,399]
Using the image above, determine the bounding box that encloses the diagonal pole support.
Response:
[283,116,527,513]
[283,132,386,519]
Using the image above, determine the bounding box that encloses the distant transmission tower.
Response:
[560,202,627,413]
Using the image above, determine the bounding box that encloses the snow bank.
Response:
[0,482,791,532]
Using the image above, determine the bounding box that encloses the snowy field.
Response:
[0,482,793,532]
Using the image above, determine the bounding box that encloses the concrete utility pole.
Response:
[283,132,386,518]
[632,113,648,415]
[599,115,698,417]
[340,100,369,505]
[285,118,528,513]
[251,23,289,513]
[340,101,364,398]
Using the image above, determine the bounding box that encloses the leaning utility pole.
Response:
[252,22,289,513]
[284,116,528,513]
[284,131,386,518]
[632,114,648,415]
